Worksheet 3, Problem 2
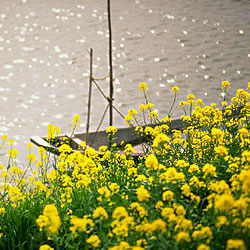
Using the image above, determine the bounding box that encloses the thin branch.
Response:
[86,48,93,143]
[95,104,109,133]
[107,0,114,126]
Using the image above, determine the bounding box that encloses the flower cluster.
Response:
[0,81,249,250]
[36,204,61,236]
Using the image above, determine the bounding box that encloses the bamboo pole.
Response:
[85,48,93,143]
[96,104,109,133]
[107,0,114,126]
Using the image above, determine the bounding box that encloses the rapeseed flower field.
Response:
[0,82,249,250]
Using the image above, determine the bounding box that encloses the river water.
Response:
[0,0,249,164]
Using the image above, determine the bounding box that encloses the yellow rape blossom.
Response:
[222,80,231,91]
[79,141,87,149]
[136,239,147,248]
[98,186,111,199]
[172,86,180,93]
[181,184,191,197]
[192,226,213,244]
[109,183,120,194]
[111,216,134,237]
[151,218,167,233]
[112,206,128,219]
[162,190,174,202]
[155,201,164,209]
[139,82,148,91]
[241,218,250,232]
[1,171,9,179]
[93,207,108,220]
[86,235,101,248]
[36,204,61,236]
[196,98,204,106]
[188,164,200,173]
[139,104,147,112]
[211,127,224,140]
[214,193,234,212]
[145,154,158,170]
[99,145,108,152]
[124,114,133,124]
[106,126,117,135]
[160,167,185,184]
[238,128,249,138]
[47,124,60,140]
[161,116,171,123]
[176,231,190,243]
[58,144,72,154]
[69,216,94,233]
[72,114,81,126]
[136,186,150,202]
[197,244,210,250]
[39,245,54,250]
[146,102,154,110]
[162,207,175,221]
[236,89,249,102]
[1,135,8,143]
[7,148,19,159]
[175,204,186,217]
[149,111,159,119]
[109,241,131,250]
[187,93,195,100]
[26,142,34,151]
[179,100,187,108]
[221,101,228,107]
[124,144,135,153]
[241,151,250,164]
[135,174,147,182]
[226,239,246,250]
[214,146,228,156]
[0,208,6,214]
[202,163,216,178]
[216,216,229,227]
[130,202,148,218]
[128,109,138,116]
[152,133,170,148]
[26,153,37,162]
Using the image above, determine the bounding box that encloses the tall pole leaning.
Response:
[107,0,114,126]
[85,48,93,143]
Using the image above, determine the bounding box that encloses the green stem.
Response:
[168,93,177,118]
[190,103,193,116]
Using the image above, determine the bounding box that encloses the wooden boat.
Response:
[30,103,244,156]
[30,118,186,156]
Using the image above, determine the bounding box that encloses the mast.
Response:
[107,0,114,126]
[85,48,93,143]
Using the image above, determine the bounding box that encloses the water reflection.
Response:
[0,0,249,163]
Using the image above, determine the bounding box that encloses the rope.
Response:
[92,79,125,119]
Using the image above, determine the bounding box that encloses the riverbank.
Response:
[0,82,249,249]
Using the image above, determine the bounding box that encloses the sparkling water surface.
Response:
[0,0,249,164]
